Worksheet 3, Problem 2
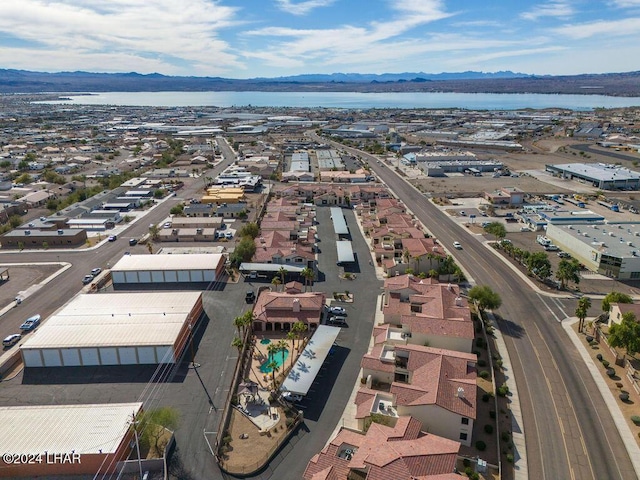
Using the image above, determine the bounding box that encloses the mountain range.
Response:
[0,69,639,97]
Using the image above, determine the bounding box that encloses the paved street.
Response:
[323,134,637,480]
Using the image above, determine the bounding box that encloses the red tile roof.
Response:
[253,291,325,325]
[303,416,460,480]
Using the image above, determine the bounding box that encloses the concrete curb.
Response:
[562,317,640,479]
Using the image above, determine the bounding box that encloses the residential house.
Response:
[608,302,640,326]
[359,344,476,446]
[303,416,461,479]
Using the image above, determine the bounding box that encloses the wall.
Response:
[396,403,473,446]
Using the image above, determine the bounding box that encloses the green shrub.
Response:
[495,359,503,369]
[489,410,496,419]
[631,415,640,425]
[475,338,484,348]
[462,458,471,468]
[475,440,487,451]
[501,431,511,443]
[477,359,487,367]
[484,424,494,434]
[497,384,510,397]
[482,393,491,402]
[602,360,610,368]
[506,453,514,463]
[464,466,474,477]
[596,353,603,361]
[479,370,490,379]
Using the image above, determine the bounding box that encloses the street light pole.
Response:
[132,412,143,480]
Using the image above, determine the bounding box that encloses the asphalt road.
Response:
[314,133,637,480]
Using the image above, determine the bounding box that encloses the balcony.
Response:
[371,392,398,417]
[380,345,396,363]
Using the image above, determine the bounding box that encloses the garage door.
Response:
[191,270,204,282]
[61,348,81,366]
[22,349,43,367]
[118,347,137,364]
[80,348,100,365]
[156,346,175,363]
[99,348,118,365]
[137,347,157,364]
[42,349,62,367]
[204,270,215,282]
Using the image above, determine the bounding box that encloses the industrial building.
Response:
[111,253,226,288]
[0,403,142,477]
[546,222,640,279]
[20,291,203,367]
[0,228,87,249]
[545,163,640,190]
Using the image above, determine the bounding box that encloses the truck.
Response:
[597,200,620,212]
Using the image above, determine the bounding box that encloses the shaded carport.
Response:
[281,325,341,396]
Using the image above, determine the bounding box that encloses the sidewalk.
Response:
[562,317,640,479]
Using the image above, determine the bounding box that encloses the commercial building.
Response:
[546,222,640,279]
[20,291,203,367]
[111,253,225,288]
[252,289,326,332]
[545,163,640,190]
[0,403,142,477]
[0,228,87,249]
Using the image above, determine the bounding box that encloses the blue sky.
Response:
[0,0,638,78]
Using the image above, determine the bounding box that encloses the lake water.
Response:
[40,90,640,110]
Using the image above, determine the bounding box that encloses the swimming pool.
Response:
[259,349,289,373]
[260,338,271,345]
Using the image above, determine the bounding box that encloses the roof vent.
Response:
[455,296,463,307]
[457,387,465,398]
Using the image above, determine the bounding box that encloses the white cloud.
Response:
[521,1,574,21]
[0,0,243,75]
[275,0,336,16]
[555,17,640,39]
[610,0,640,7]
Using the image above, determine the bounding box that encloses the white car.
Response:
[282,392,303,403]
[328,306,346,315]
[453,241,462,249]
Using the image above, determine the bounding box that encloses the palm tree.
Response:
[287,331,296,369]
[292,321,308,351]
[301,267,314,291]
[231,337,243,353]
[278,266,287,286]
[271,276,282,292]
[267,361,280,390]
[575,297,592,333]
[233,310,253,337]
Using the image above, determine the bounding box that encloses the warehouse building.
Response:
[545,163,640,190]
[546,222,640,279]
[0,402,142,477]
[111,253,225,289]
[20,291,203,367]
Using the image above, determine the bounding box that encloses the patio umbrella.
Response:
[238,381,259,401]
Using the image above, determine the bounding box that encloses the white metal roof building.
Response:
[330,207,349,236]
[20,291,203,367]
[545,163,640,190]
[281,325,341,395]
[0,402,142,477]
[336,240,355,265]
[111,253,225,288]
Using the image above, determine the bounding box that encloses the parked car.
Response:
[2,333,21,348]
[225,232,234,239]
[91,268,102,277]
[544,244,559,252]
[328,306,346,315]
[108,235,117,242]
[281,392,303,403]
[163,222,172,229]
[329,315,347,325]
[557,252,572,258]
[129,238,138,246]
[82,274,94,285]
[19,314,41,332]
[453,241,463,249]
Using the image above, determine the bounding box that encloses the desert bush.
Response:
[484,424,494,434]
[479,370,490,379]
[475,440,487,451]
[631,415,640,425]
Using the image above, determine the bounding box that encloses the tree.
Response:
[602,291,633,313]
[468,285,502,312]
[233,310,253,337]
[230,237,256,266]
[484,222,507,241]
[301,267,314,290]
[8,215,22,228]
[278,266,287,285]
[287,331,296,368]
[149,224,160,241]
[525,251,551,280]
[267,360,280,390]
[239,222,260,239]
[608,312,640,358]
[575,296,592,333]
[271,276,282,291]
[555,259,579,289]
[138,407,179,455]
[231,337,244,353]
[292,321,308,351]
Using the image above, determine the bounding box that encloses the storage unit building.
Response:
[0,403,142,478]
[20,291,203,367]
[111,253,225,289]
